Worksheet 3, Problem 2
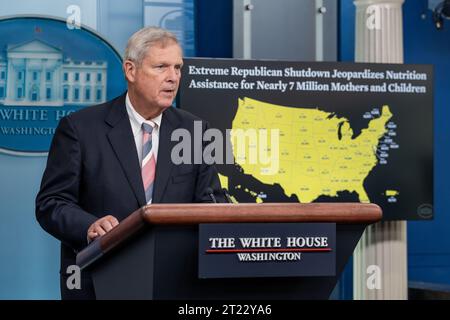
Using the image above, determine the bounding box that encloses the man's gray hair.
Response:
[124,26,180,66]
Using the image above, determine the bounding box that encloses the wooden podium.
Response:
[76,203,381,299]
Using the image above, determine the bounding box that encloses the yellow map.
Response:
[227,97,392,203]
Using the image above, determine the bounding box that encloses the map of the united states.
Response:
[221,97,392,203]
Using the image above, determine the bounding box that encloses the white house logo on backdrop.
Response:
[0,40,107,107]
[0,17,126,156]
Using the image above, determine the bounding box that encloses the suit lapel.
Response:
[105,94,147,207]
[152,107,181,203]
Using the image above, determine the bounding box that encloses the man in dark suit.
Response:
[35,27,224,299]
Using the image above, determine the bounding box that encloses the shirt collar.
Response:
[125,93,162,137]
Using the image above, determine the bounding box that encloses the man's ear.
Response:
[123,60,136,83]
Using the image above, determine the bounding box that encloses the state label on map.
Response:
[179,59,433,221]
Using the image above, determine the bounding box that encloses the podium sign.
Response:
[199,223,336,278]
[77,203,381,299]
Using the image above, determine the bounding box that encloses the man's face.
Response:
[127,41,183,116]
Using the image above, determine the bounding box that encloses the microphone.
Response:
[222,188,233,204]
[205,187,217,203]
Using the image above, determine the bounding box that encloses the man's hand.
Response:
[87,215,119,242]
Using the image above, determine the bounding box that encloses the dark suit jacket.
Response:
[35,93,224,299]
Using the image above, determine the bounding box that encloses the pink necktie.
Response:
[141,122,156,203]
